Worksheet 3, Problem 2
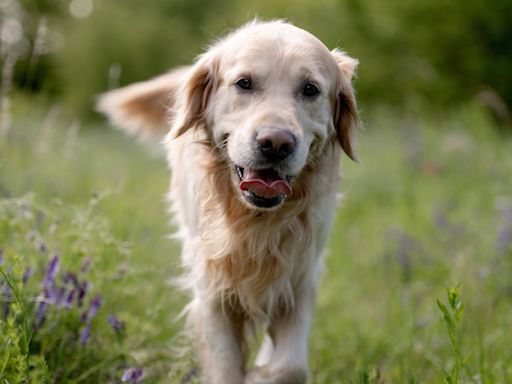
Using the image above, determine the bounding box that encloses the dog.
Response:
[97,20,359,384]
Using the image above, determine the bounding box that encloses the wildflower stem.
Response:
[437,284,465,384]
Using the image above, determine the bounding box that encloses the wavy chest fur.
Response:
[171,137,340,319]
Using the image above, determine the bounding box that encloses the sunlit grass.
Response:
[1,100,512,382]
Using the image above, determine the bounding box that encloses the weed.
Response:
[437,285,467,383]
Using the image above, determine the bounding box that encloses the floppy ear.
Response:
[331,49,360,161]
[170,51,219,139]
[96,66,189,140]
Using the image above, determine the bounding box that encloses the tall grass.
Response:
[1,98,512,382]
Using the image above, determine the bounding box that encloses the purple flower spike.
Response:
[81,295,101,323]
[80,323,91,345]
[35,301,48,326]
[22,267,33,284]
[65,289,75,308]
[77,281,90,307]
[56,286,66,306]
[108,314,125,334]
[63,272,78,287]
[0,248,4,264]
[43,255,59,289]
[121,367,144,383]
[80,295,101,323]
[84,295,102,322]
[41,286,57,303]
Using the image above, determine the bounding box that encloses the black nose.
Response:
[256,128,297,161]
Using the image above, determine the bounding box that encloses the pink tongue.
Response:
[240,169,292,198]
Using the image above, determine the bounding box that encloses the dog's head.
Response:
[97,21,359,210]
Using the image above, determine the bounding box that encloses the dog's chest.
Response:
[200,210,318,317]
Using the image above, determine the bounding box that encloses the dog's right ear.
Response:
[96,66,189,141]
[170,50,220,139]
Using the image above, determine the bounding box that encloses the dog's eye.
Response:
[236,78,252,90]
[302,83,320,98]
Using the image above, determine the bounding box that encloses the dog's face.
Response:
[174,23,359,209]
[97,21,359,210]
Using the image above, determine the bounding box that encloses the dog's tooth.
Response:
[236,166,244,180]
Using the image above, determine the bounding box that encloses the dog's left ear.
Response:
[331,49,360,161]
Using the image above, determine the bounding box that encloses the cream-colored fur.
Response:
[97,20,359,384]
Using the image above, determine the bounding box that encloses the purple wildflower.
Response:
[63,272,78,287]
[22,267,33,284]
[108,314,125,334]
[0,248,4,264]
[43,255,59,289]
[64,289,75,308]
[80,295,101,323]
[80,323,91,345]
[56,286,67,306]
[77,281,90,307]
[35,301,48,325]
[41,286,57,303]
[86,295,101,322]
[121,367,144,383]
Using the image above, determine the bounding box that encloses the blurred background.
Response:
[1,0,511,122]
[1,1,512,383]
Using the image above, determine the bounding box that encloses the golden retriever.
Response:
[97,20,359,384]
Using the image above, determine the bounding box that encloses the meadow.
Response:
[1,98,512,383]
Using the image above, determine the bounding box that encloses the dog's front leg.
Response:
[246,284,315,384]
[194,300,245,384]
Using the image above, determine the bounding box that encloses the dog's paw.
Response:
[244,366,307,384]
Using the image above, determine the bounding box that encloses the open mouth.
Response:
[236,166,293,208]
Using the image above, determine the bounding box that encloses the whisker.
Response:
[211,137,229,153]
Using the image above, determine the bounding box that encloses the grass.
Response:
[1,98,512,383]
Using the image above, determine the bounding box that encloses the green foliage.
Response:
[437,285,465,383]
[3,0,511,120]
[0,98,192,382]
[3,96,512,382]
[0,195,135,382]
[0,255,39,382]
[309,104,512,383]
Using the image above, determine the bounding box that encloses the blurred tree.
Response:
[3,0,511,123]
[56,0,233,115]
